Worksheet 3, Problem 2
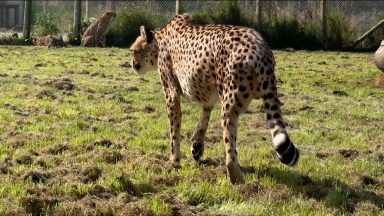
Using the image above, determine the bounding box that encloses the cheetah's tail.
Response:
[255,60,299,167]
[272,128,300,166]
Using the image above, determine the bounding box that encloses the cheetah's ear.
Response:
[140,25,154,44]
[140,26,147,38]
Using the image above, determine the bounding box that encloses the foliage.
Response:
[0,36,31,46]
[191,1,375,50]
[32,12,60,37]
[260,14,322,50]
[194,0,252,27]
[325,8,358,50]
[106,7,168,47]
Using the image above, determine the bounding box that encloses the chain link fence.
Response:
[1,0,383,48]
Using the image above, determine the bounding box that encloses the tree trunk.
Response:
[175,0,179,15]
[23,0,32,38]
[320,0,327,46]
[73,0,81,40]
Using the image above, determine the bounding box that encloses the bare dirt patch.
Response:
[299,105,314,111]
[104,93,129,103]
[0,165,11,174]
[354,201,380,214]
[150,175,179,187]
[143,106,156,113]
[16,155,33,165]
[34,62,47,67]
[316,152,331,159]
[36,90,56,100]
[161,193,202,216]
[268,185,293,201]
[53,78,76,91]
[100,150,124,164]
[82,166,102,182]
[23,170,51,183]
[339,149,359,159]
[373,74,384,88]
[93,139,114,148]
[88,184,113,199]
[332,90,349,96]
[119,61,131,68]
[20,195,58,216]
[238,181,263,196]
[42,144,70,155]
[358,175,380,186]
[127,86,139,92]
[375,153,384,162]
[90,72,107,78]
[198,157,224,167]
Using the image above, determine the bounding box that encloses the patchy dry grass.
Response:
[0,46,383,215]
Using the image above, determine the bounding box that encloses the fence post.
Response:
[255,0,262,29]
[74,0,81,40]
[43,0,47,12]
[107,0,115,11]
[85,0,89,20]
[320,0,327,46]
[175,0,179,15]
[23,0,32,38]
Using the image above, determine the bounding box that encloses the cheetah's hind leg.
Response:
[81,36,95,47]
[191,106,213,162]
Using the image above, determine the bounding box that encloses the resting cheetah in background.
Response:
[81,11,116,47]
[33,35,65,48]
[130,13,299,184]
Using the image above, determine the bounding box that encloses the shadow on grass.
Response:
[242,166,384,213]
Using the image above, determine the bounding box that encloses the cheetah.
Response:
[33,35,65,48]
[130,13,300,184]
[374,40,384,72]
[81,11,116,47]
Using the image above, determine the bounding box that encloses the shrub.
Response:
[0,37,31,46]
[32,12,60,37]
[194,0,252,27]
[106,7,168,47]
[260,13,322,50]
[325,8,358,50]
[190,1,363,50]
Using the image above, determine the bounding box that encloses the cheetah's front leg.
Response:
[191,106,213,161]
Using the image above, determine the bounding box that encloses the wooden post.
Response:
[43,0,47,13]
[175,0,179,15]
[320,0,327,46]
[107,0,115,11]
[73,0,81,40]
[350,19,384,48]
[85,0,89,20]
[255,0,262,29]
[23,0,32,38]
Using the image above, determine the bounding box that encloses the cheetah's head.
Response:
[129,26,158,74]
[104,11,117,18]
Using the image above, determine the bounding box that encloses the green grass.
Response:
[0,46,383,215]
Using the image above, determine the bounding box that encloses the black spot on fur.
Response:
[262,81,269,90]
